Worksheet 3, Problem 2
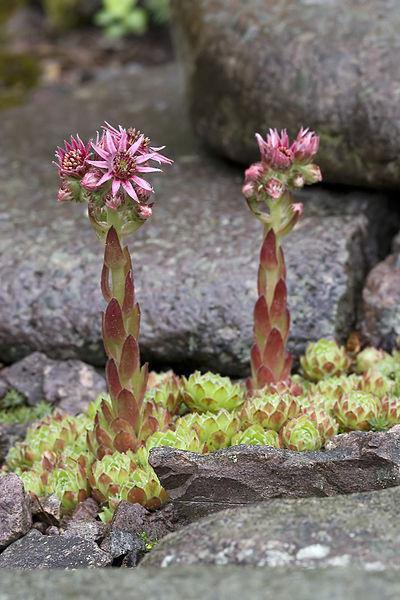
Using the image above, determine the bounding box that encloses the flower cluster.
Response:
[243,127,321,207]
[55,123,172,234]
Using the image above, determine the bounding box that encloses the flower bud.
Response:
[264,177,285,199]
[242,181,256,199]
[137,204,153,220]
[303,164,322,184]
[57,184,73,203]
[81,169,102,191]
[105,193,123,210]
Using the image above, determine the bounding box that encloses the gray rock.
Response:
[150,427,400,523]
[42,358,105,414]
[0,422,28,466]
[172,0,400,189]
[0,63,396,375]
[100,529,146,565]
[111,501,177,542]
[142,485,400,569]
[61,499,107,542]
[0,353,49,406]
[1,567,400,600]
[0,352,105,412]
[0,529,111,569]
[361,253,400,350]
[0,474,32,550]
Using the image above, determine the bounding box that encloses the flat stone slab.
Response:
[172,0,400,189]
[150,428,400,522]
[0,567,399,599]
[0,530,111,569]
[142,485,400,569]
[0,63,396,374]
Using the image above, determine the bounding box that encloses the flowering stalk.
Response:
[55,123,172,458]
[243,128,321,392]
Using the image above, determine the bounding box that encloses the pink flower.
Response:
[55,135,91,178]
[264,177,285,199]
[291,128,319,164]
[256,129,294,171]
[104,123,173,166]
[88,125,165,202]
[255,127,320,171]
[81,169,103,191]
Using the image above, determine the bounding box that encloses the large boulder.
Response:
[0,63,396,376]
[150,428,400,523]
[171,0,400,189]
[142,485,400,568]
[361,252,400,350]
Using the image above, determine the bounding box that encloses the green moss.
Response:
[138,531,157,551]
[0,401,51,425]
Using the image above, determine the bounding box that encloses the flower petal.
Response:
[96,172,113,187]
[122,180,139,202]
[112,179,121,196]
[91,143,109,160]
[132,175,152,191]
[137,166,162,173]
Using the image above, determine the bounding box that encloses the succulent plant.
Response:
[0,401,51,425]
[145,371,182,415]
[312,374,362,400]
[176,409,240,452]
[357,370,394,398]
[354,347,390,374]
[146,428,202,453]
[231,425,281,447]
[182,372,244,414]
[46,455,90,513]
[89,450,168,520]
[301,406,339,443]
[280,415,323,451]
[6,412,90,471]
[241,392,300,432]
[333,391,378,431]
[19,469,49,499]
[368,396,400,431]
[300,339,350,382]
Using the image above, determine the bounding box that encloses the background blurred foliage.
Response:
[32,0,170,34]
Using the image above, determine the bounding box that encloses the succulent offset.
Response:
[368,396,400,431]
[300,339,351,382]
[280,415,323,451]
[333,391,379,431]
[241,391,300,431]
[232,425,281,448]
[176,409,240,452]
[182,371,244,413]
[89,449,168,518]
